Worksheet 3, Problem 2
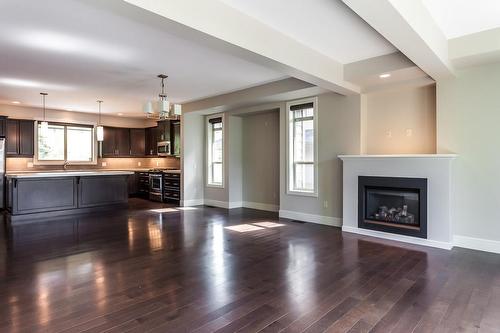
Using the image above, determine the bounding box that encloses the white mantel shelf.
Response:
[339,154,458,160]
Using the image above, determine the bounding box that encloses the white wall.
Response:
[437,62,500,246]
[242,111,280,208]
[364,85,436,154]
[279,92,361,225]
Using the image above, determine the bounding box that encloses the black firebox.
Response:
[358,176,427,239]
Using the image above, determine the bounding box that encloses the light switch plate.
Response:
[27,162,34,168]
[101,161,107,167]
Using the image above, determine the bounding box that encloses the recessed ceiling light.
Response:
[11,101,20,104]
[379,73,391,79]
[118,113,123,116]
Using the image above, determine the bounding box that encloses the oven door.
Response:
[149,174,162,191]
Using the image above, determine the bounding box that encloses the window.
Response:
[207,116,223,187]
[36,122,96,165]
[286,98,318,196]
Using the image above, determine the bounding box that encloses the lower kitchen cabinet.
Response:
[6,174,130,222]
[163,172,180,202]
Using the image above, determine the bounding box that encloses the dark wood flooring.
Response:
[1,198,500,332]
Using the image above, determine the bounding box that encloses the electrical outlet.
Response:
[156,161,160,167]
[137,161,142,167]
[405,128,413,137]
[386,130,392,138]
[101,161,107,167]
[27,162,34,168]
[323,201,328,208]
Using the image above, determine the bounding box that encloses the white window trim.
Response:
[286,97,319,197]
[206,113,224,188]
[34,121,98,166]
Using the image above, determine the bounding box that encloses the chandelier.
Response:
[143,74,182,120]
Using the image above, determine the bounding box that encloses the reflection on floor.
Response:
[0,198,500,332]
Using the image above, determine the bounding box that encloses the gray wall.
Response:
[437,62,500,243]
[365,85,436,154]
[181,113,205,205]
[228,116,243,204]
[242,110,280,206]
[279,92,361,221]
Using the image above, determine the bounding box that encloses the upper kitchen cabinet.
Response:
[102,126,131,157]
[157,121,170,142]
[6,119,34,157]
[0,116,7,137]
[130,128,145,156]
[171,120,181,156]
[145,126,158,156]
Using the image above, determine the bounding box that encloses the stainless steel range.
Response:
[148,171,163,202]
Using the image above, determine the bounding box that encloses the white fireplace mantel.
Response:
[339,154,457,250]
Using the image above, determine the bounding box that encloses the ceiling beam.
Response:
[342,0,454,80]
[123,0,360,95]
[182,78,327,114]
[449,27,500,68]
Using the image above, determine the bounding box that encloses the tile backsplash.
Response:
[7,157,180,172]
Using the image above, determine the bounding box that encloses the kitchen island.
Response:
[6,170,133,223]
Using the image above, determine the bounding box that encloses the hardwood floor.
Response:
[1,198,500,332]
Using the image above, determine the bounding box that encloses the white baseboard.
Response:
[243,201,279,212]
[181,199,204,207]
[203,199,230,209]
[342,226,453,250]
[453,235,500,254]
[279,210,342,227]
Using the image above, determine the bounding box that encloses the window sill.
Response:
[286,190,318,198]
[206,183,224,189]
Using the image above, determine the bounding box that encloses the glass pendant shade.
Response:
[144,101,153,114]
[40,121,49,135]
[96,125,104,142]
[158,100,170,113]
[173,104,182,116]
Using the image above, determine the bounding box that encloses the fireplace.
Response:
[358,176,427,239]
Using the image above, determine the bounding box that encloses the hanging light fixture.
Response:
[39,92,49,134]
[143,74,182,120]
[96,100,104,142]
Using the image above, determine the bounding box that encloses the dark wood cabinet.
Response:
[19,120,34,156]
[129,128,145,156]
[6,119,34,157]
[157,121,170,142]
[102,127,131,157]
[0,116,7,137]
[163,172,180,202]
[171,120,181,156]
[145,127,158,156]
[102,127,116,156]
[6,120,19,155]
[116,128,130,156]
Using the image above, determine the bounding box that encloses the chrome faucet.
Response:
[63,161,70,170]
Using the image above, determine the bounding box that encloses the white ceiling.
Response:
[218,0,397,64]
[422,0,500,39]
[0,0,286,116]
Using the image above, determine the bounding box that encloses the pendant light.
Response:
[39,92,49,134]
[96,100,104,142]
[143,74,182,120]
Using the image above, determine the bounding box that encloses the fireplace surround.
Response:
[339,154,456,250]
[358,176,427,239]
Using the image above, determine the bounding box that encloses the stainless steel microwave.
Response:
[157,141,171,156]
